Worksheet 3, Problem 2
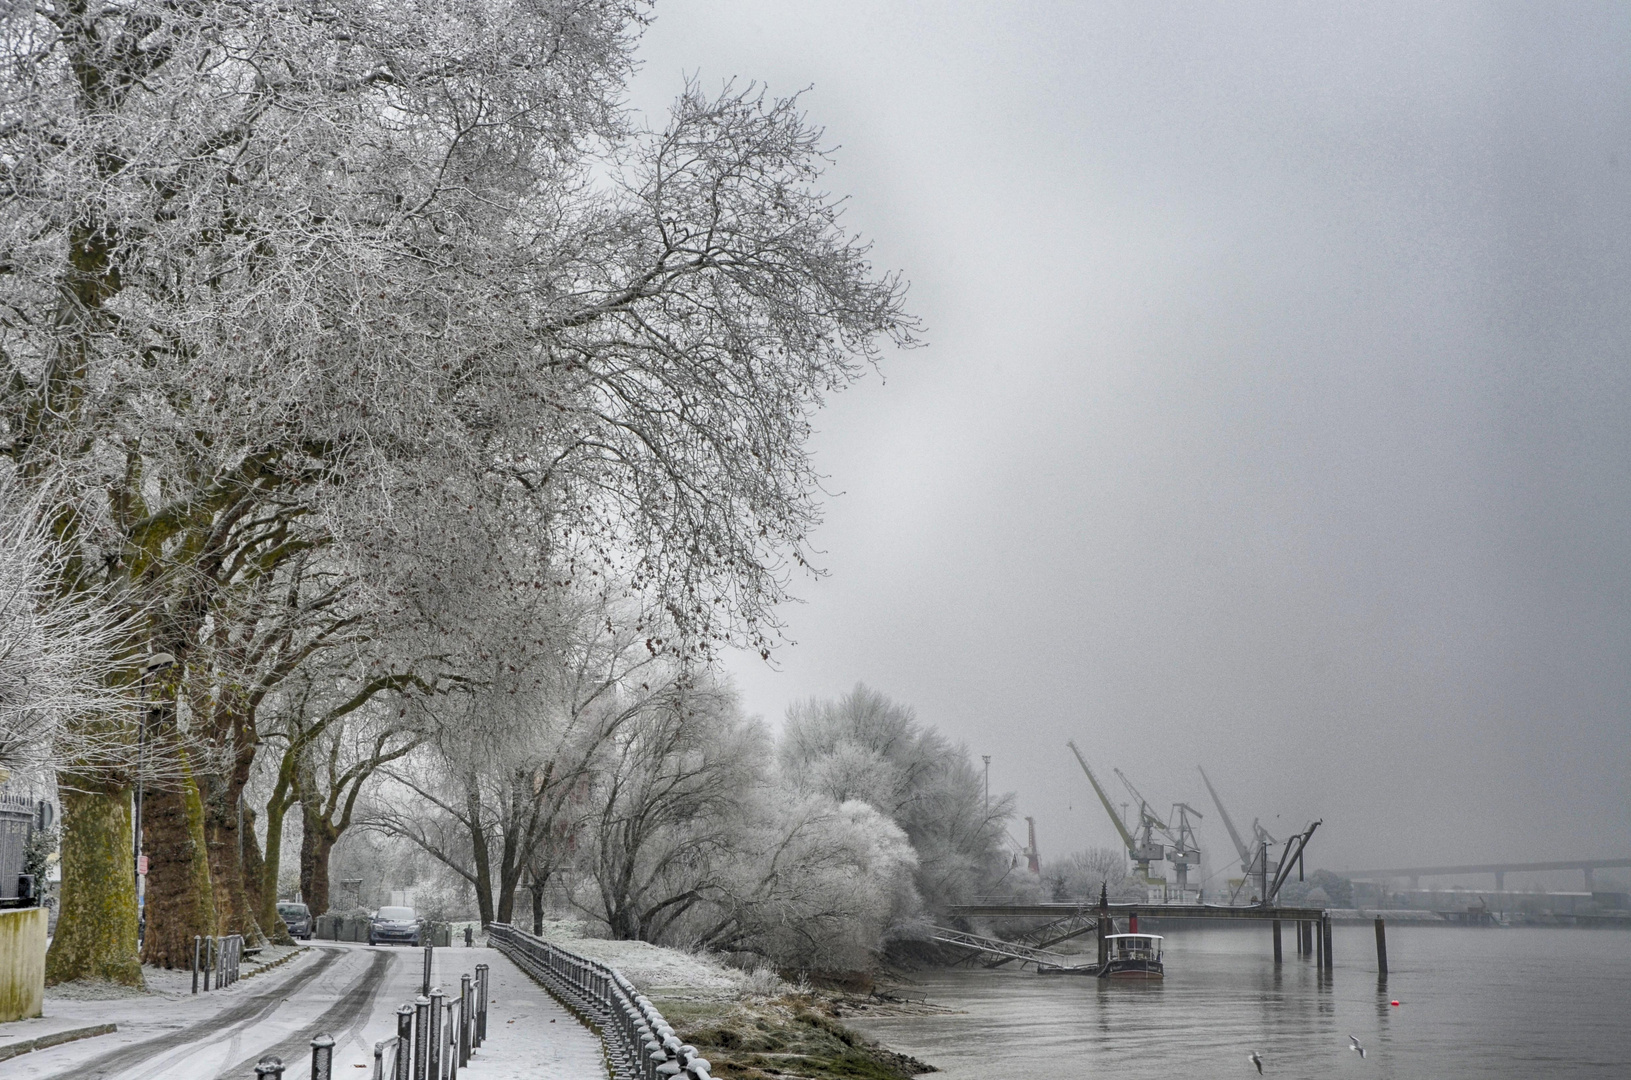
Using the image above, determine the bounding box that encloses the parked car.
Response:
[278,901,313,940]
[369,906,422,947]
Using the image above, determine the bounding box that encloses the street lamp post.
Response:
[982,755,991,811]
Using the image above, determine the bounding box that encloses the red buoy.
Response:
[1391,1000,1400,1006]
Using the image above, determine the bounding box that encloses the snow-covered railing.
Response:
[487,923,713,1080]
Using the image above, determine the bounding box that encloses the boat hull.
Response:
[1101,959,1164,980]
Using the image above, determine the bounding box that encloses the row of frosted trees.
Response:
[0,0,920,985]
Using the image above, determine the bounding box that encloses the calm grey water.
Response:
[850,926,1631,1079]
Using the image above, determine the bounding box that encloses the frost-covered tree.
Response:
[575,676,764,942]
[690,796,919,972]
[780,684,1012,917]
[0,470,131,777]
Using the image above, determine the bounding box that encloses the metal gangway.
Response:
[928,926,1094,971]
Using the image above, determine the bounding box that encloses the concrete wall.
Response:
[0,907,46,1022]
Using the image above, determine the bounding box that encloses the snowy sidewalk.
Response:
[456,945,608,1080]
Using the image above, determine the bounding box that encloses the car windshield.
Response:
[377,907,416,921]
[278,904,307,916]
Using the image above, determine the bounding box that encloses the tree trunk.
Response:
[465,782,495,927]
[299,802,338,915]
[529,869,548,935]
[139,753,216,968]
[202,753,265,945]
[47,783,144,987]
[258,766,296,936]
[241,806,290,944]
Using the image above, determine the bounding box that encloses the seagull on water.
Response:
[1349,1035,1366,1059]
[1248,1051,1264,1073]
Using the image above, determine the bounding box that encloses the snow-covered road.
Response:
[0,944,605,1080]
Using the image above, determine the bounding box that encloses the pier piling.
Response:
[1321,915,1334,970]
[1272,919,1282,964]
[1374,918,1387,976]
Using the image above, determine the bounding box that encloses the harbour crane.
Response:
[1166,801,1205,894]
[1067,741,1165,883]
[1114,767,1204,894]
[1198,766,1280,904]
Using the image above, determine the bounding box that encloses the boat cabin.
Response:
[1105,934,1163,962]
[1100,933,1164,979]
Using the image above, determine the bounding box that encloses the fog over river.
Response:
[848,926,1631,1079]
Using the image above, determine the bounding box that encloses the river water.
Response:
[849,925,1631,1079]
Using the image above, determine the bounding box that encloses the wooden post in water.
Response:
[1374,918,1387,976]
[1322,915,1334,970]
[1272,919,1282,964]
[1315,918,1324,968]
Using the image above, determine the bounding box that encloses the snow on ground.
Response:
[460,946,608,1080]
[526,918,756,997]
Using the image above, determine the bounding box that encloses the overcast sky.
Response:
[627,2,1631,886]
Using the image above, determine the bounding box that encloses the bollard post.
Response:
[373,1040,387,1080]
[414,995,430,1080]
[446,996,459,1080]
[1374,917,1388,976]
[459,974,473,1065]
[422,943,434,997]
[204,937,213,991]
[255,1056,286,1079]
[1272,919,1282,964]
[192,936,200,994]
[475,964,488,1047]
[428,988,444,1080]
[395,1004,414,1080]
[310,1033,335,1080]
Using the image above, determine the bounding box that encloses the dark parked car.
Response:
[370,906,422,947]
[278,901,313,940]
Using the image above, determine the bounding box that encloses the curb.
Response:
[0,1022,118,1062]
[242,945,309,981]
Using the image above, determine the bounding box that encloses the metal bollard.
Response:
[422,943,434,997]
[395,1003,414,1080]
[413,995,430,1080]
[192,936,201,994]
[310,1033,334,1080]
[446,999,459,1080]
[373,1040,387,1080]
[254,1056,285,1079]
[475,964,488,1046]
[459,974,472,1065]
[428,989,443,1080]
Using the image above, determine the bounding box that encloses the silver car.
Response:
[369,906,422,946]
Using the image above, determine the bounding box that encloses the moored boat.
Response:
[1100,933,1164,979]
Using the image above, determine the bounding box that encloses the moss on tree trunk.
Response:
[299,803,337,915]
[139,754,216,968]
[47,784,144,987]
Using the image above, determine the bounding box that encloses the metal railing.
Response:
[247,945,489,1079]
[488,922,714,1080]
[193,934,244,992]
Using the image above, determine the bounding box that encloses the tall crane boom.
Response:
[1067,741,1165,879]
[1199,766,1252,873]
[1068,741,1135,850]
